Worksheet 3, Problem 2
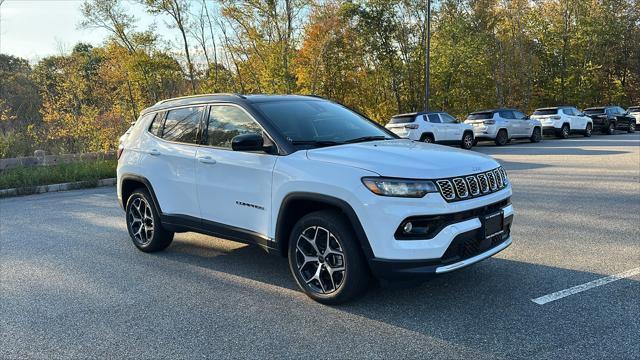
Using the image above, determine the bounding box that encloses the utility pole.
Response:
[424,0,431,112]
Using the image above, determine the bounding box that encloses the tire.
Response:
[559,124,570,139]
[628,122,636,133]
[126,188,174,252]
[584,123,592,137]
[288,210,369,304]
[461,132,474,149]
[530,127,542,143]
[606,122,615,135]
[421,134,434,143]
[494,129,508,146]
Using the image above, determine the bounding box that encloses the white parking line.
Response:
[531,267,640,305]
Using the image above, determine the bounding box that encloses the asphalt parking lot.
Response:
[1,132,639,359]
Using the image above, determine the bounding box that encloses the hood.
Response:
[306,139,499,179]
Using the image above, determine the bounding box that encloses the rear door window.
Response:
[161,106,204,144]
[499,111,515,119]
[427,114,441,123]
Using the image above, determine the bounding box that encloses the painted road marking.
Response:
[532,267,640,305]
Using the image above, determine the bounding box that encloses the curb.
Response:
[0,178,116,198]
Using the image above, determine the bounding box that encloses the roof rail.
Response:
[154,93,245,106]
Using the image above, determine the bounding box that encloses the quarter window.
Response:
[206,105,262,148]
[148,112,164,137]
[161,107,203,143]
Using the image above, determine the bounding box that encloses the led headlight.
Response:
[361,177,438,198]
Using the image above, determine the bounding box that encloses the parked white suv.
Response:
[628,106,640,128]
[464,108,542,146]
[530,106,593,138]
[117,94,514,304]
[385,112,475,149]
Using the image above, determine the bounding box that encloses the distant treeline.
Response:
[1,0,638,157]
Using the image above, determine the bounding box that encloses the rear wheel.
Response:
[288,210,369,304]
[628,122,636,133]
[559,124,570,139]
[606,122,616,135]
[530,127,542,143]
[584,123,592,137]
[126,189,174,252]
[494,129,508,146]
[421,134,434,143]
[461,133,474,149]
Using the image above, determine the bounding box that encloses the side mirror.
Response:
[231,133,264,152]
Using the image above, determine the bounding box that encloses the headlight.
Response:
[361,177,438,198]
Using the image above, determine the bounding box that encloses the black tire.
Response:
[530,127,542,143]
[606,122,615,135]
[473,138,479,146]
[126,188,174,252]
[628,122,636,133]
[288,210,369,304]
[559,124,570,139]
[494,129,508,146]
[421,134,434,143]
[584,123,592,137]
[461,132,474,149]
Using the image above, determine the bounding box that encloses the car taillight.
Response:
[484,120,496,125]
[116,146,124,160]
[551,116,561,120]
[404,124,419,129]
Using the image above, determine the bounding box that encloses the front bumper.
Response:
[368,199,514,279]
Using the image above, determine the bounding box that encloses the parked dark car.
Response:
[583,106,636,134]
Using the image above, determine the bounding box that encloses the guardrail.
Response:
[0,150,116,171]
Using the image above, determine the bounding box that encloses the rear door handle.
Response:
[197,156,217,164]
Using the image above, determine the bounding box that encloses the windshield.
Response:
[628,106,640,113]
[254,100,394,146]
[467,112,493,120]
[533,108,558,115]
[388,115,416,124]
[584,108,605,115]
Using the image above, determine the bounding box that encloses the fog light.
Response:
[403,222,413,233]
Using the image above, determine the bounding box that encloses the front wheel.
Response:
[126,189,174,252]
[530,127,542,143]
[494,129,508,146]
[288,210,370,304]
[584,123,592,137]
[628,122,636,133]
[461,133,474,149]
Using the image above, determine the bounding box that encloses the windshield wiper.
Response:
[290,140,342,148]
[343,136,391,144]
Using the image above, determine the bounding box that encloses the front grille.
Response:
[435,167,509,202]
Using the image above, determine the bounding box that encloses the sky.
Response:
[0,0,179,63]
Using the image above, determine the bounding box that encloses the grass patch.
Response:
[0,160,116,190]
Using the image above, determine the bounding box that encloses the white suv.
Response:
[530,106,593,138]
[117,94,514,304]
[385,112,475,149]
[464,108,542,146]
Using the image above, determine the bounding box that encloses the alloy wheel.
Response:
[295,226,345,294]
[586,124,592,136]
[463,134,473,149]
[562,126,569,138]
[128,197,154,246]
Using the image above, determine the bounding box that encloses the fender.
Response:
[275,192,374,260]
[119,174,162,214]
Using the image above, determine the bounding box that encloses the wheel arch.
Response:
[120,174,162,214]
[275,192,373,260]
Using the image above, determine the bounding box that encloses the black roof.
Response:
[470,108,518,114]
[534,105,575,110]
[391,111,445,118]
[140,94,327,115]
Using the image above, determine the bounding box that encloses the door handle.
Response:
[197,156,217,164]
[147,149,161,156]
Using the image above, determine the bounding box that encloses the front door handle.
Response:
[197,156,217,164]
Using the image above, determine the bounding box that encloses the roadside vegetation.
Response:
[0,160,116,190]
[1,0,638,158]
